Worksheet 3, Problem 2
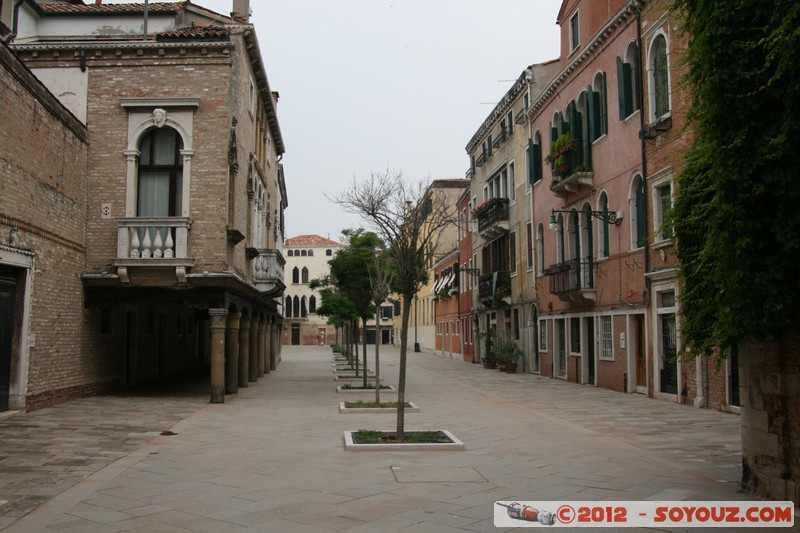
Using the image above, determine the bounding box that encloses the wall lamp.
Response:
[548,209,624,230]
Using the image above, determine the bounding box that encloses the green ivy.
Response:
[671,0,800,357]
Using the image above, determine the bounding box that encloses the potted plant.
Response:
[482,350,497,369]
[495,342,522,373]
[478,329,496,368]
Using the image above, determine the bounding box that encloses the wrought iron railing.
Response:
[546,258,594,294]
[474,197,509,233]
[478,270,511,301]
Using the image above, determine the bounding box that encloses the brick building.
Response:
[2,0,287,408]
[0,38,89,411]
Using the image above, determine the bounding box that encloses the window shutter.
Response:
[587,85,599,142]
[527,139,535,184]
[617,57,632,119]
[632,43,640,112]
[533,141,542,183]
[601,71,609,133]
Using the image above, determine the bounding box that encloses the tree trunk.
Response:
[352,319,359,374]
[362,316,368,389]
[396,293,413,441]
[375,308,381,404]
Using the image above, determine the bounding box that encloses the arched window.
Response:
[300,296,307,318]
[292,266,299,284]
[649,33,671,121]
[598,192,610,258]
[293,296,300,316]
[580,203,595,288]
[300,250,307,257]
[528,130,543,185]
[630,174,646,249]
[308,250,314,257]
[568,210,580,262]
[137,127,183,216]
[555,213,565,263]
[285,296,292,318]
[287,250,294,257]
[301,267,309,284]
[326,249,332,256]
[617,41,640,120]
[590,71,608,139]
[309,295,317,313]
[537,223,545,273]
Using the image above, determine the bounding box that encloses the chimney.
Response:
[1,0,14,32]
[231,0,250,22]
[96,0,102,4]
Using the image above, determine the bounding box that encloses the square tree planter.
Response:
[338,401,420,414]
[343,430,465,451]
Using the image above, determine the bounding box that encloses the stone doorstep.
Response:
[343,429,465,451]
[338,401,420,414]
[336,385,396,394]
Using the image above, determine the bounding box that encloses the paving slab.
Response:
[0,345,792,532]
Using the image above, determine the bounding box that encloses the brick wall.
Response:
[0,41,123,409]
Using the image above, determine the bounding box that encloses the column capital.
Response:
[209,308,228,329]
[226,311,242,329]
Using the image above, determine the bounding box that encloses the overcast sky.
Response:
[184,0,563,240]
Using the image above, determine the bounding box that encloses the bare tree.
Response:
[368,247,393,405]
[335,170,458,440]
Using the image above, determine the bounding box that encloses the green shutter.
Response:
[587,85,599,142]
[527,139,536,185]
[601,71,609,133]
[617,57,633,119]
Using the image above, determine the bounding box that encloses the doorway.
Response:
[0,268,18,412]
[291,324,300,345]
[585,317,595,385]
[634,315,646,393]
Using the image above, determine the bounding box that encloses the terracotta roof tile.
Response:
[40,2,186,15]
[156,25,229,42]
[284,235,342,247]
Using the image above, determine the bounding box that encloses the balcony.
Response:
[478,270,511,308]
[545,258,596,302]
[474,197,509,239]
[548,138,593,197]
[250,248,285,298]
[114,217,195,283]
[493,128,508,149]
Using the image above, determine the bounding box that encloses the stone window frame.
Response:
[120,98,199,219]
[650,167,675,246]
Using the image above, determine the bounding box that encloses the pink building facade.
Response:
[528,0,647,392]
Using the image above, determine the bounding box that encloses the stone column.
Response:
[225,311,241,394]
[266,319,274,373]
[238,313,251,388]
[209,308,228,404]
[256,316,266,378]
[270,320,280,371]
[249,314,259,382]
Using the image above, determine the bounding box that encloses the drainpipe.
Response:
[634,1,650,295]
[3,0,24,43]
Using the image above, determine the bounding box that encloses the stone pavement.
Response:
[0,345,793,532]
